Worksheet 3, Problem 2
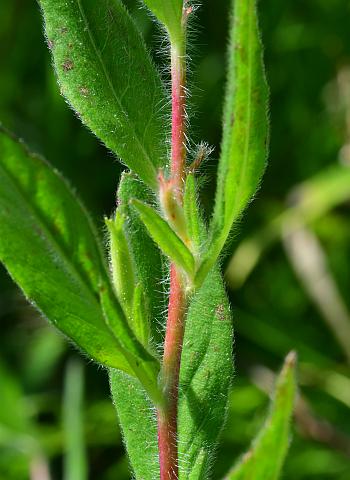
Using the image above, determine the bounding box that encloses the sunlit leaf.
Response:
[196,0,269,286]
[0,128,159,386]
[39,0,168,188]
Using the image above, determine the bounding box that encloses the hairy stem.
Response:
[158,266,187,479]
[158,29,188,480]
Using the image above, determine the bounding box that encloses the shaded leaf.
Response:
[178,268,234,479]
[109,370,159,480]
[132,199,195,277]
[225,352,297,480]
[109,174,166,479]
[39,0,168,188]
[197,0,269,286]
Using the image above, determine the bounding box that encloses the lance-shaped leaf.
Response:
[39,0,168,189]
[132,199,195,277]
[0,127,160,386]
[178,267,234,478]
[224,352,297,480]
[142,0,183,45]
[196,0,269,286]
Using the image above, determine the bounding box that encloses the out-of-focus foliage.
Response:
[0,0,350,478]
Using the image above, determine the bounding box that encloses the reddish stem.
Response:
[158,266,186,480]
[157,33,188,480]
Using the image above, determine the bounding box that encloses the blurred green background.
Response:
[1,0,350,478]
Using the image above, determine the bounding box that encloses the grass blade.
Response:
[224,352,297,480]
[63,359,87,480]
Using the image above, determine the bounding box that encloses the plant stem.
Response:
[170,42,186,198]
[158,32,188,480]
[158,265,187,479]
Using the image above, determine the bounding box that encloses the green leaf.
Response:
[39,0,168,189]
[197,0,269,286]
[132,199,195,278]
[109,174,165,479]
[116,173,166,341]
[225,352,297,480]
[142,0,183,45]
[63,359,87,480]
[0,127,161,396]
[0,127,131,372]
[100,284,162,406]
[109,370,159,480]
[178,267,234,479]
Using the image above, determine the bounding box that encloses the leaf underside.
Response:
[39,0,169,188]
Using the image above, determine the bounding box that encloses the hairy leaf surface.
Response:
[0,128,159,381]
[39,0,168,188]
[142,0,183,45]
[225,352,296,480]
[197,0,269,285]
[178,268,234,479]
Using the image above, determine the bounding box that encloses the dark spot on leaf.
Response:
[215,304,226,321]
[79,86,90,97]
[47,39,55,50]
[60,26,68,34]
[62,59,74,72]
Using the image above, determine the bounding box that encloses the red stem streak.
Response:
[158,266,186,480]
[157,39,187,480]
